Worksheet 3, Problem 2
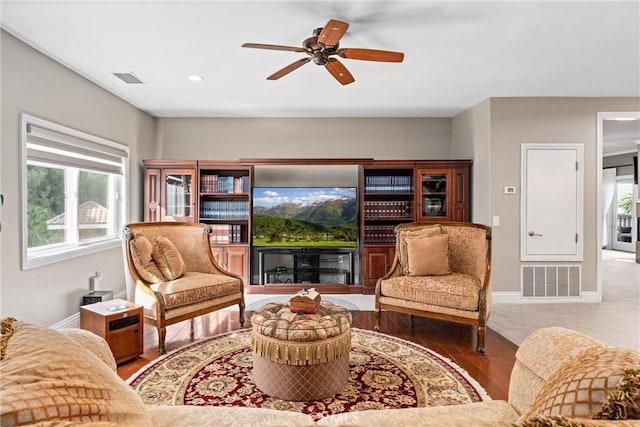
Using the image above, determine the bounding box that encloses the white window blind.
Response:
[26,122,128,174]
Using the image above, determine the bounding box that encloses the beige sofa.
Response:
[1,318,638,426]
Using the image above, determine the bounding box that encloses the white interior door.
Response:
[521,144,584,261]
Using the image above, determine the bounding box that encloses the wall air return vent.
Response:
[113,72,144,84]
[521,265,581,298]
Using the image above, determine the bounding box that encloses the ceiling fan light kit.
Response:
[242,19,404,85]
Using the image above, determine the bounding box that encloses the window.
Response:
[21,114,128,269]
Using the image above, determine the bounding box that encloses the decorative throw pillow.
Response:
[521,346,640,421]
[129,234,166,283]
[397,224,443,275]
[151,236,185,280]
[592,367,640,420]
[0,319,153,426]
[517,415,587,427]
[406,235,451,276]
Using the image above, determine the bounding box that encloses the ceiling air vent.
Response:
[113,72,144,84]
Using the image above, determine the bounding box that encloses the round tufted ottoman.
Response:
[250,301,352,401]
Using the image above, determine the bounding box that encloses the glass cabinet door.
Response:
[418,169,451,221]
[161,169,195,222]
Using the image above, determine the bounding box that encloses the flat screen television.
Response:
[252,187,357,247]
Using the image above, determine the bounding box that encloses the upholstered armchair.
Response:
[122,222,245,353]
[375,222,492,353]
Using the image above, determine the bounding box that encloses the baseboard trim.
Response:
[493,291,601,304]
[50,313,80,330]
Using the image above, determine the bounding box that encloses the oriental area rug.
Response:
[127,328,490,421]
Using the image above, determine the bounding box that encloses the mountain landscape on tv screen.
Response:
[252,187,357,247]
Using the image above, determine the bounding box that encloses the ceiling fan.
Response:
[241,19,404,85]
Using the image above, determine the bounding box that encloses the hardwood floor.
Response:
[117,310,518,401]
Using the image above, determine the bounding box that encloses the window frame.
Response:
[20,114,129,270]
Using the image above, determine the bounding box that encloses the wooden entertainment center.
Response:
[142,158,471,294]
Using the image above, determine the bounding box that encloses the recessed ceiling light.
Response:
[188,74,205,82]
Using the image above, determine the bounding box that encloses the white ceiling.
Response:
[1,1,639,153]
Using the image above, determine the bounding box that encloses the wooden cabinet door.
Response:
[159,168,196,222]
[416,168,452,222]
[209,246,225,268]
[210,246,249,285]
[451,166,470,222]
[225,246,249,283]
[144,168,161,221]
[362,246,395,287]
[108,323,142,364]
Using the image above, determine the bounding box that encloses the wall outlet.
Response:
[492,216,500,226]
[504,186,516,195]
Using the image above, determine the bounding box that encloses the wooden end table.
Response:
[80,298,143,364]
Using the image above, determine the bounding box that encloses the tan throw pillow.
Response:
[521,346,640,421]
[152,236,185,280]
[0,320,153,426]
[517,415,587,427]
[406,235,451,276]
[129,234,166,283]
[593,367,640,420]
[397,224,443,275]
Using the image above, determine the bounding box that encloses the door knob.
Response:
[528,231,543,237]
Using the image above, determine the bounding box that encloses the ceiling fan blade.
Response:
[338,48,404,62]
[317,19,349,46]
[242,43,307,53]
[325,58,355,85]
[267,57,311,80]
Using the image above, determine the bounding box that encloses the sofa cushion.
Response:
[149,271,241,309]
[397,224,443,275]
[406,234,450,276]
[0,319,152,426]
[58,328,117,372]
[152,236,186,280]
[380,273,482,311]
[129,234,166,283]
[147,405,316,427]
[520,345,640,421]
[316,400,520,426]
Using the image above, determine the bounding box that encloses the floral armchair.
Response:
[375,222,492,353]
[122,221,245,353]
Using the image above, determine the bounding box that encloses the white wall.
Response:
[0,31,157,325]
[488,97,640,293]
[451,99,492,225]
[155,117,453,160]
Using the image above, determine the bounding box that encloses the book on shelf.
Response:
[364,225,396,243]
[364,200,412,218]
[200,175,249,193]
[200,200,249,220]
[364,175,412,193]
[208,224,243,244]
